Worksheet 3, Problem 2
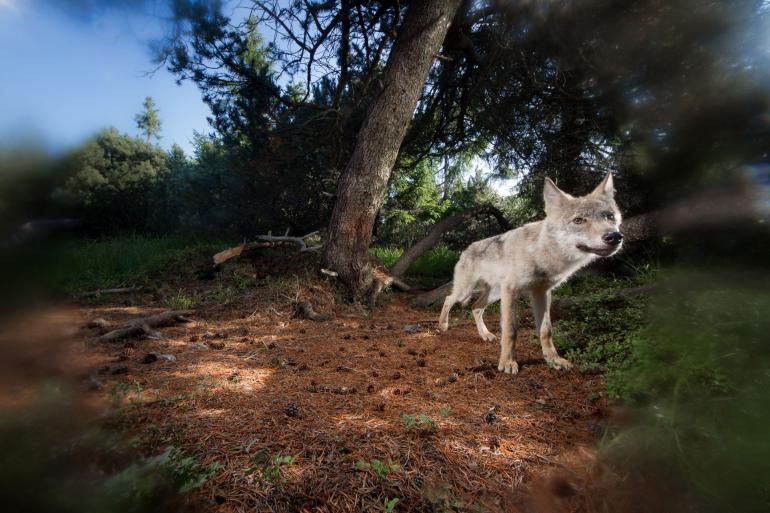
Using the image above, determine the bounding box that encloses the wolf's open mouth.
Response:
[577,244,616,256]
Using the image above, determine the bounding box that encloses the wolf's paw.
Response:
[479,331,497,343]
[546,356,573,371]
[498,358,519,375]
[438,321,449,333]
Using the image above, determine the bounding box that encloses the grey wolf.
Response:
[438,174,623,374]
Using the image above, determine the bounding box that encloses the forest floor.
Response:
[0,241,619,512]
[60,279,608,512]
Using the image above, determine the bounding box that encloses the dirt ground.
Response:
[48,278,602,512]
[39,277,607,513]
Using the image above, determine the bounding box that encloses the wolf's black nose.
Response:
[602,231,623,245]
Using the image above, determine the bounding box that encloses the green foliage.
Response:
[599,277,770,513]
[370,245,459,281]
[355,459,400,478]
[0,398,220,513]
[245,451,296,485]
[55,128,169,233]
[134,96,162,143]
[383,497,399,513]
[165,289,197,310]
[401,413,437,433]
[50,235,229,294]
[553,280,648,375]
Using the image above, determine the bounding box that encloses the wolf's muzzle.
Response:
[602,231,624,246]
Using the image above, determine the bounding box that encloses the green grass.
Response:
[370,245,458,281]
[56,236,231,293]
[0,235,232,297]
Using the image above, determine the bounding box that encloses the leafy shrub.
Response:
[600,275,770,513]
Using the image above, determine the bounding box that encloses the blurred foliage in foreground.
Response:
[602,275,770,513]
[0,395,219,513]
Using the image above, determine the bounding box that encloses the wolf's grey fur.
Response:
[438,174,623,374]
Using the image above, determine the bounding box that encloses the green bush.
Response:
[600,275,770,513]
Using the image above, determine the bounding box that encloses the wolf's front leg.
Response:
[497,285,519,374]
[531,288,572,370]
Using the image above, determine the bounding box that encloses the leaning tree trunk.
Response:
[324,0,462,299]
[390,204,511,278]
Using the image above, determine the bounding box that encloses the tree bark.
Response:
[391,204,511,277]
[324,0,463,299]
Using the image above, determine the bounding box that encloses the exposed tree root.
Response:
[96,310,195,342]
[293,300,332,322]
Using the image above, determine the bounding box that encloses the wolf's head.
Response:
[542,173,623,258]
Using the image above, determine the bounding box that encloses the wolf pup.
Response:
[438,173,623,375]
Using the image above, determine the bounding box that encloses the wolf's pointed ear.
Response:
[543,178,570,211]
[590,173,614,199]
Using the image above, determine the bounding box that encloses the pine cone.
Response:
[121,344,136,359]
[284,402,299,417]
[207,340,226,350]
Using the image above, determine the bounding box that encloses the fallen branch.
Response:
[212,230,322,265]
[411,281,453,307]
[213,241,288,265]
[77,287,143,298]
[257,230,322,252]
[98,310,195,342]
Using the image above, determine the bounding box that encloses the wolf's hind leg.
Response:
[438,295,455,332]
[497,285,519,374]
[471,283,496,342]
[531,288,572,370]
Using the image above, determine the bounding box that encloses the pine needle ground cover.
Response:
[54,285,604,512]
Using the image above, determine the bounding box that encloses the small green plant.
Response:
[439,405,453,418]
[165,288,196,309]
[160,446,223,493]
[401,412,437,432]
[245,450,296,485]
[383,497,399,513]
[355,459,400,478]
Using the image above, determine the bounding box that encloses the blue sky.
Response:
[0,0,212,154]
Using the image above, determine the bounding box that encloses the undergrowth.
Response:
[598,273,770,513]
[370,245,458,283]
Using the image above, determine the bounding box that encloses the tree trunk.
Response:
[390,204,511,277]
[324,0,462,299]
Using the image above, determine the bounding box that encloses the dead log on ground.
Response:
[410,281,454,307]
[77,287,143,298]
[98,310,195,342]
[213,230,322,265]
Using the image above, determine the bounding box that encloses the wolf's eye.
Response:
[603,212,615,221]
[572,217,585,225]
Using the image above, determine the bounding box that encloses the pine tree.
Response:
[134,96,162,144]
